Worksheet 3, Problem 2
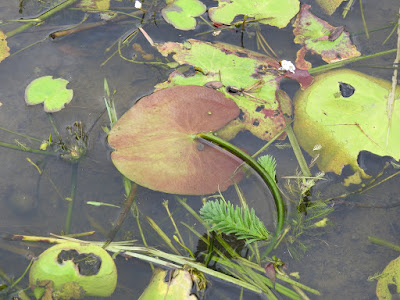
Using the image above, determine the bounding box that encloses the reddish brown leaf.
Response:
[108,85,243,195]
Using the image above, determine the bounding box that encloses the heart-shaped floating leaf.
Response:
[293,4,360,69]
[108,85,243,195]
[208,0,300,28]
[161,0,206,31]
[25,76,73,112]
[293,69,400,177]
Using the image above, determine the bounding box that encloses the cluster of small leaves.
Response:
[257,154,277,182]
[199,199,270,244]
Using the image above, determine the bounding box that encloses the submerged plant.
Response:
[200,199,270,244]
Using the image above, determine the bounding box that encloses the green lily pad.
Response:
[155,39,311,141]
[25,76,73,112]
[108,85,243,195]
[377,255,400,300]
[293,69,400,177]
[78,0,110,10]
[161,0,206,30]
[29,242,117,299]
[293,4,361,69]
[315,0,346,15]
[208,0,300,28]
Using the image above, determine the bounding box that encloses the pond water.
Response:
[0,0,399,299]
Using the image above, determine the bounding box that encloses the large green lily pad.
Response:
[377,255,400,299]
[293,4,360,69]
[161,0,206,30]
[25,76,73,112]
[108,85,243,195]
[293,69,400,177]
[155,39,313,141]
[208,0,300,28]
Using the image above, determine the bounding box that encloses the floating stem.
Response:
[64,163,78,234]
[6,0,79,38]
[309,49,397,74]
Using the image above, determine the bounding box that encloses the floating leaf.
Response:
[108,85,243,195]
[315,0,346,15]
[139,268,204,300]
[25,76,73,112]
[78,0,110,10]
[161,0,206,30]
[208,0,300,28]
[293,69,400,177]
[156,39,312,141]
[29,242,117,298]
[0,30,10,63]
[293,4,361,69]
[377,255,400,300]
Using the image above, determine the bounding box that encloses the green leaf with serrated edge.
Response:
[25,76,73,112]
[200,199,270,243]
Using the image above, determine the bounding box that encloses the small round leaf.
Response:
[25,76,73,112]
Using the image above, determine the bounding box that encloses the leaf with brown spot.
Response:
[108,85,243,195]
[155,39,302,141]
[293,4,360,70]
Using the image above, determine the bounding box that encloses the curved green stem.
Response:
[196,132,285,239]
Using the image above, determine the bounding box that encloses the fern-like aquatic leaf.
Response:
[199,199,270,243]
[257,154,277,182]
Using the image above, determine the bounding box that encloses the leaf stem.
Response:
[359,0,370,39]
[6,0,79,38]
[64,163,78,234]
[308,49,397,74]
[197,132,285,238]
[0,140,59,156]
[285,125,312,177]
